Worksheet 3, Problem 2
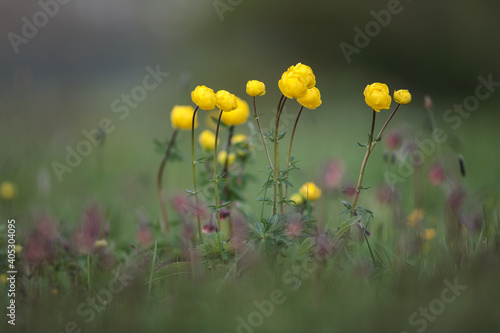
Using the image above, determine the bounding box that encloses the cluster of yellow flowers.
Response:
[290,182,322,205]
[278,63,322,109]
[363,82,411,111]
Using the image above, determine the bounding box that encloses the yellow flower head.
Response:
[299,182,322,201]
[15,244,23,254]
[246,80,266,97]
[363,82,392,112]
[407,208,424,227]
[221,97,249,126]
[0,181,17,200]
[297,87,322,110]
[191,85,217,110]
[394,89,412,105]
[216,90,238,112]
[93,239,108,248]
[231,134,249,145]
[291,63,316,89]
[424,228,436,241]
[290,193,304,206]
[278,71,308,99]
[170,105,197,130]
[217,151,236,167]
[1,274,7,284]
[198,130,219,151]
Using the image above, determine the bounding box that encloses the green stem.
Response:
[273,95,286,215]
[284,105,304,213]
[157,129,179,232]
[253,96,274,171]
[214,110,224,231]
[191,107,203,244]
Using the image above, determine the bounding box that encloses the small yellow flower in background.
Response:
[0,274,7,284]
[424,228,436,241]
[191,85,217,110]
[93,239,108,248]
[221,98,249,126]
[363,82,392,112]
[299,182,322,201]
[171,105,197,130]
[292,63,316,89]
[290,193,304,206]
[279,71,308,99]
[15,244,23,254]
[394,89,412,105]
[297,87,322,109]
[216,90,238,112]
[199,130,219,151]
[51,289,59,295]
[246,80,266,97]
[231,134,249,145]
[407,208,424,227]
[217,151,236,167]
[1,181,17,200]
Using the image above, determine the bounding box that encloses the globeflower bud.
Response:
[217,151,236,167]
[246,80,266,97]
[170,105,197,130]
[278,71,308,99]
[198,130,219,151]
[191,85,217,110]
[299,182,322,201]
[363,82,392,112]
[297,87,322,109]
[394,89,412,105]
[0,181,17,200]
[290,193,304,206]
[221,97,249,126]
[216,90,238,112]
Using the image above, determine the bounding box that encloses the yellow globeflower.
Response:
[191,85,217,110]
[363,82,392,112]
[93,239,108,248]
[290,193,304,206]
[198,130,219,151]
[216,90,238,112]
[221,98,249,126]
[278,71,308,99]
[171,105,197,130]
[299,182,322,201]
[15,244,23,254]
[246,80,266,97]
[0,181,17,200]
[407,208,424,227]
[217,151,236,167]
[292,63,316,89]
[424,228,436,241]
[231,134,249,145]
[1,274,7,284]
[394,89,412,105]
[297,87,322,109]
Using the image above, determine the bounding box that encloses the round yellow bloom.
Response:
[217,151,236,167]
[221,98,249,126]
[278,71,308,99]
[290,193,304,206]
[292,63,316,89]
[93,239,108,248]
[231,134,249,145]
[394,89,412,105]
[424,228,436,241]
[0,181,17,200]
[171,105,197,130]
[299,182,322,201]
[15,244,23,254]
[407,208,424,227]
[297,87,322,109]
[363,82,392,112]
[246,80,266,97]
[0,274,7,284]
[198,130,219,151]
[191,85,217,110]
[216,90,238,112]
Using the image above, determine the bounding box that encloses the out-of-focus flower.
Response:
[297,87,322,109]
[286,218,303,239]
[376,184,398,204]
[299,182,322,201]
[216,90,238,112]
[0,181,17,200]
[170,105,197,130]
[221,97,249,126]
[407,208,424,227]
[202,222,218,234]
[363,82,391,111]
[15,244,23,254]
[424,95,433,111]
[217,151,236,167]
[137,224,153,248]
[191,85,216,110]
[423,228,436,240]
[428,163,445,186]
[0,274,7,284]
[323,159,345,191]
[219,208,230,220]
[231,134,249,145]
[394,89,412,105]
[343,185,356,198]
[448,186,466,211]
[24,215,59,267]
[73,206,109,254]
[314,233,335,261]
[246,80,266,97]
[198,130,219,151]
[93,239,108,248]
[290,193,304,206]
[384,131,402,151]
[51,289,59,295]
